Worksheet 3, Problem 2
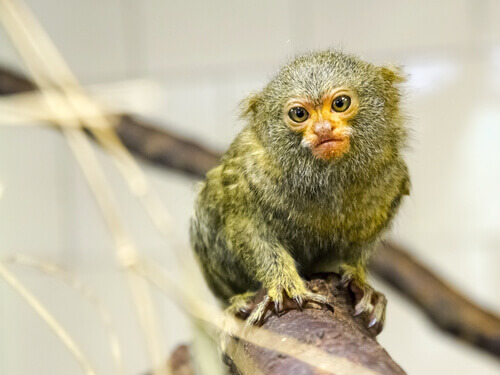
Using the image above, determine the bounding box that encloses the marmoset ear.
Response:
[378,64,407,85]
[240,91,262,119]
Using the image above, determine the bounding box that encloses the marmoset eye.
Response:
[332,95,351,112]
[288,106,309,123]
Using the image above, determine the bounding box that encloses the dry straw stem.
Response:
[0,261,97,375]
[63,110,168,375]
[15,0,171,236]
[0,0,196,294]
[0,89,70,125]
[2,254,125,375]
[0,0,171,235]
[0,80,162,126]
[0,1,167,373]
[0,88,117,127]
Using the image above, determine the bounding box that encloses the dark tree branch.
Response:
[115,115,220,178]
[372,242,500,357]
[0,65,35,92]
[2,65,500,361]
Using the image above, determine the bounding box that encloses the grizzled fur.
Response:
[190,50,410,303]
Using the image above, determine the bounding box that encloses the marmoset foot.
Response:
[340,265,387,335]
[229,286,333,326]
[225,291,258,319]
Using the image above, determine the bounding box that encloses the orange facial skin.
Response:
[283,88,359,161]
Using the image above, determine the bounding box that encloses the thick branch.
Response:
[162,274,405,375]
[225,274,405,375]
[2,65,500,359]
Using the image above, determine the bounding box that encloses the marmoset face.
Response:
[283,87,359,160]
[244,50,406,168]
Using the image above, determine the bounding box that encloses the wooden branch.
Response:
[371,242,500,357]
[166,345,195,375]
[2,65,500,360]
[162,274,405,375]
[224,274,405,375]
[0,65,35,93]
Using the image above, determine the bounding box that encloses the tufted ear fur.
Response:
[378,64,407,85]
[239,91,262,119]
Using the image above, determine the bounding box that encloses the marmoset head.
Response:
[242,50,407,169]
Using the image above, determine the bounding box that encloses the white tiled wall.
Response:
[0,1,499,374]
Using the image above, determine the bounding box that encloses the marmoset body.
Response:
[190,50,409,331]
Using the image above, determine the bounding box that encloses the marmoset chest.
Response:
[264,180,401,254]
[225,130,406,260]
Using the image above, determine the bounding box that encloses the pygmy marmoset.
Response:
[190,50,410,333]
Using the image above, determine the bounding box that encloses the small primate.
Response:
[190,50,410,333]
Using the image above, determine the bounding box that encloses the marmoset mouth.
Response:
[311,136,350,160]
[316,137,346,147]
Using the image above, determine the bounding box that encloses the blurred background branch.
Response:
[0,66,221,178]
[372,242,500,358]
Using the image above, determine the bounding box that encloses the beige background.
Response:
[1,1,500,374]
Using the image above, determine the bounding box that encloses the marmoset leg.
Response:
[226,219,333,326]
[340,262,386,334]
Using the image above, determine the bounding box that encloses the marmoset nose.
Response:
[313,121,333,137]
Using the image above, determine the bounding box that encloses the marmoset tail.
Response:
[190,50,410,333]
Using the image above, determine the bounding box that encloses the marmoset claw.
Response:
[226,291,258,319]
[241,288,334,326]
[347,280,387,335]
